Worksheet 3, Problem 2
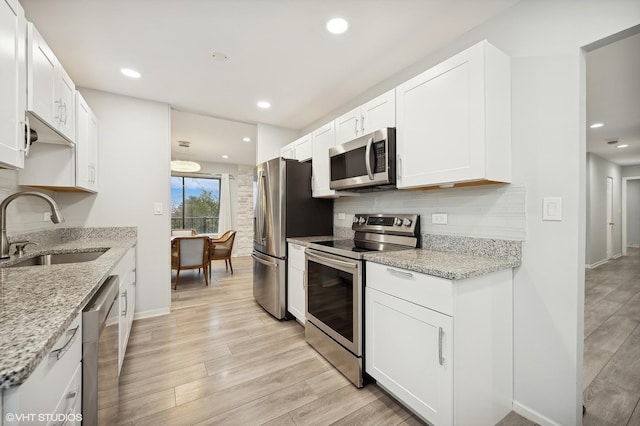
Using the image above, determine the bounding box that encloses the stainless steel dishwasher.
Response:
[83,276,119,426]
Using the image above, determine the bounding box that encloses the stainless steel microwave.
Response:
[329,128,396,190]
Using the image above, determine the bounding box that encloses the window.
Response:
[171,176,220,234]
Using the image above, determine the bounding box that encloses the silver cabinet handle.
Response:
[361,114,365,133]
[50,325,79,360]
[121,289,128,317]
[252,254,278,268]
[386,267,413,279]
[354,117,359,136]
[365,137,374,180]
[397,155,403,180]
[438,327,445,366]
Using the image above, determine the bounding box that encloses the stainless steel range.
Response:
[304,213,420,387]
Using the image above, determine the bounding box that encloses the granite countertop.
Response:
[363,249,520,280]
[0,231,136,389]
[287,235,520,280]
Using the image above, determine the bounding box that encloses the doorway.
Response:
[606,176,613,259]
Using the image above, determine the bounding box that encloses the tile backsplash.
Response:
[334,183,526,241]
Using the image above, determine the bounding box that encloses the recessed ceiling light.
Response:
[120,68,141,79]
[242,137,252,142]
[326,17,349,34]
[257,101,271,109]
[590,123,604,129]
[222,155,229,159]
[617,144,629,149]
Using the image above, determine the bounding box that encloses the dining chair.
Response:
[171,229,197,237]
[209,230,236,277]
[171,236,209,290]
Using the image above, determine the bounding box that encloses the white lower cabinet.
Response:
[3,313,82,425]
[113,246,136,374]
[365,262,513,426]
[287,243,306,324]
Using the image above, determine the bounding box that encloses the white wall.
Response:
[586,153,622,264]
[622,164,640,177]
[305,1,640,424]
[57,89,172,318]
[255,123,298,165]
[627,180,640,246]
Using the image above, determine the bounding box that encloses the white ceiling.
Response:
[19,0,520,165]
[587,31,640,166]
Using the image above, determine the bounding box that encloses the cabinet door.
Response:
[55,64,76,140]
[335,107,360,144]
[280,143,295,160]
[0,0,25,169]
[88,108,98,190]
[27,23,56,125]
[75,91,91,189]
[293,133,312,161]
[361,89,395,134]
[311,121,337,197]
[287,243,306,324]
[396,43,486,189]
[366,287,453,426]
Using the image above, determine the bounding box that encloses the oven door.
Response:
[305,248,362,356]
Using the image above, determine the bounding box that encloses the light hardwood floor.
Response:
[120,256,534,425]
[583,247,640,426]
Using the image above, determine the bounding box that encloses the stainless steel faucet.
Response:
[0,191,64,259]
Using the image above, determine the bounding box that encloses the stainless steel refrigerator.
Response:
[253,157,333,319]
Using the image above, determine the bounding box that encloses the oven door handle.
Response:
[365,137,374,180]
[306,250,359,271]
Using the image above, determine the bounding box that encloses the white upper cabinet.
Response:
[0,0,27,169]
[311,121,337,198]
[75,91,98,192]
[280,133,312,162]
[27,23,76,143]
[19,90,98,192]
[335,89,395,144]
[395,40,511,189]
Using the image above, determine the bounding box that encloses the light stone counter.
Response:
[362,249,519,280]
[287,234,520,280]
[0,227,136,389]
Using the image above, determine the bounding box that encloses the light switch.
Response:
[154,203,163,215]
[543,197,562,221]
[338,212,346,220]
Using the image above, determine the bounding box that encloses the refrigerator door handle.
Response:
[252,254,278,268]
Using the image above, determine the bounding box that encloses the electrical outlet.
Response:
[43,212,51,222]
[431,213,448,225]
[338,212,346,220]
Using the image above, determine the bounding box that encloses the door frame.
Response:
[621,175,640,256]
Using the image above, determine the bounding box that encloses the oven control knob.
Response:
[402,218,413,227]
[353,216,359,224]
[358,216,366,225]
[394,217,402,226]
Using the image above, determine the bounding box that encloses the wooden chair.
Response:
[171,229,197,237]
[209,230,236,277]
[171,236,209,290]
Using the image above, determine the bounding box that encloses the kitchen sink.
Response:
[6,250,107,268]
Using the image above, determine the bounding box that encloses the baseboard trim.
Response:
[513,401,562,426]
[627,243,640,248]
[586,258,608,269]
[133,307,170,320]
[613,252,623,259]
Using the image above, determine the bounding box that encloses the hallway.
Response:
[583,247,640,425]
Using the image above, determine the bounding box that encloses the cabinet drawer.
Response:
[4,313,82,422]
[288,243,305,271]
[49,362,82,426]
[366,262,453,316]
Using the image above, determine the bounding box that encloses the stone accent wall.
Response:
[234,165,254,256]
